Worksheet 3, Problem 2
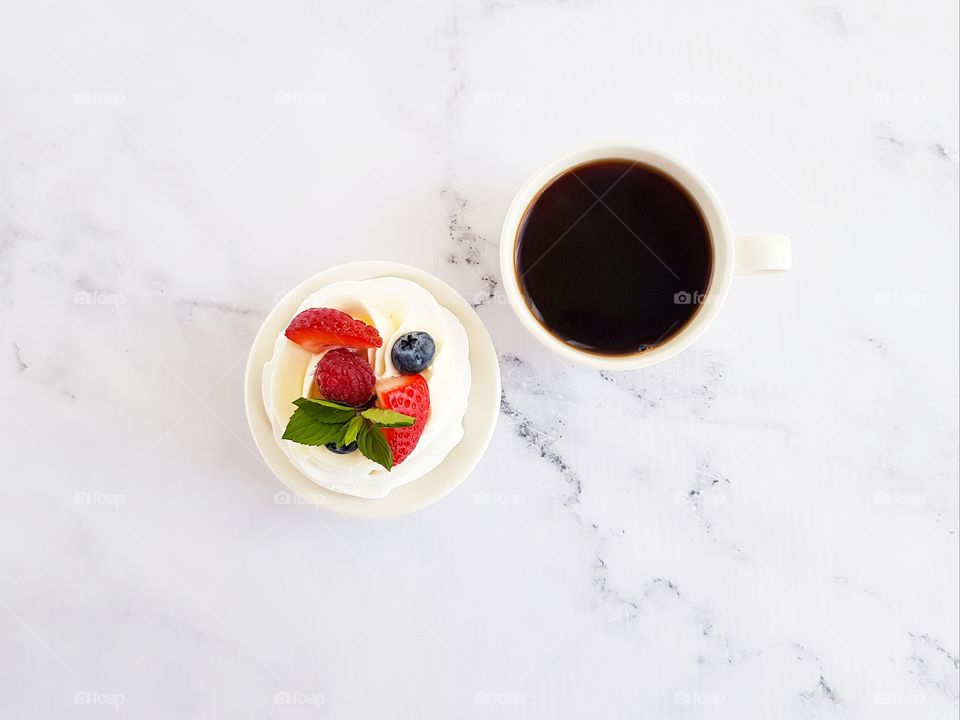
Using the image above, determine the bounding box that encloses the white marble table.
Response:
[1,1,957,717]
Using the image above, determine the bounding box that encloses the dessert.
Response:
[262,277,471,499]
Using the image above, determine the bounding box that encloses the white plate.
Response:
[244,261,501,517]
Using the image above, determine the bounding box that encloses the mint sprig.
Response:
[281,397,415,471]
[289,397,357,424]
[359,407,416,428]
[357,420,394,471]
[341,415,364,446]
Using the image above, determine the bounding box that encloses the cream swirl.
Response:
[262,277,471,498]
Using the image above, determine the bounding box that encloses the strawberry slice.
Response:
[285,308,382,353]
[375,374,430,465]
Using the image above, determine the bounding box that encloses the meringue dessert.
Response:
[262,277,471,499]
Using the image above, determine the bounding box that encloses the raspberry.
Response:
[315,349,376,406]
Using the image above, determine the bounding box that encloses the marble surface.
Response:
[1,0,958,717]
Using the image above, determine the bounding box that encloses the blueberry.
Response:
[391,331,435,373]
[325,441,358,454]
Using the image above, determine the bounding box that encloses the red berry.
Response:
[315,349,376,406]
[375,374,431,465]
[285,308,382,353]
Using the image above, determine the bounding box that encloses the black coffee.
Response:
[515,159,713,355]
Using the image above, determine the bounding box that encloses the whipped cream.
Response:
[262,277,471,498]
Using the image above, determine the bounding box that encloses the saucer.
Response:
[244,261,501,517]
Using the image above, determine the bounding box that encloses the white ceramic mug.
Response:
[499,143,791,369]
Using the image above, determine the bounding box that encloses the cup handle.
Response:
[735,235,791,274]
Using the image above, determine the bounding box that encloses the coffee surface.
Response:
[515,159,713,354]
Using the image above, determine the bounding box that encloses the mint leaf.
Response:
[360,407,416,428]
[330,421,350,448]
[281,397,398,469]
[357,420,393,471]
[292,397,356,424]
[282,407,348,446]
[341,415,364,447]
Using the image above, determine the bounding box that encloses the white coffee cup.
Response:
[499,143,791,369]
